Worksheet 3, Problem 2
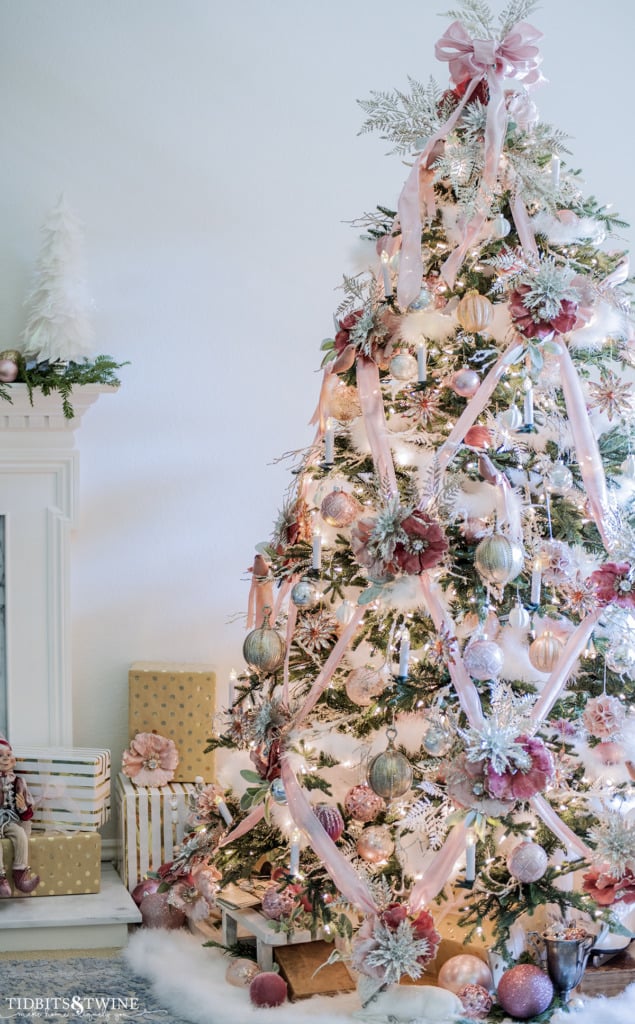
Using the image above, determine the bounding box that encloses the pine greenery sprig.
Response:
[0,354,128,419]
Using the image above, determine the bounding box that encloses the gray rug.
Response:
[0,955,196,1023]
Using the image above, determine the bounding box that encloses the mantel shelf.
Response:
[0,383,117,434]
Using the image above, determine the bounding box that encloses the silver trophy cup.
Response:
[542,933,594,1002]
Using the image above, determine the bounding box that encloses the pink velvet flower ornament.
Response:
[486,735,554,802]
[121,731,179,787]
[589,562,635,609]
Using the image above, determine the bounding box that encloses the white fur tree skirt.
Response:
[125,929,635,1024]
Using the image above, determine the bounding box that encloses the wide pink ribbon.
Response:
[246,555,274,630]
[511,190,539,261]
[294,605,366,724]
[529,607,603,729]
[408,819,469,912]
[281,756,378,914]
[282,600,298,705]
[356,355,398,497]
[217,804,265,849]
[310,368,336,434]
[420,574,485,729]
[530,795,593,860]
[557,345,611,549]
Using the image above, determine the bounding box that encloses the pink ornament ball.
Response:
[497,964,553,1019]
[507,841,549,883]
[437,954,493,994]
[0,357,18,383]
[249,971,288,1007]
[261,884,297,921]
[139,891,186,930]
[457,983,493,1019]
[595,741,625,765]
[344,784,384,823]
[450,368,480,398]
[131,877,160,906]
[314,803,345,842]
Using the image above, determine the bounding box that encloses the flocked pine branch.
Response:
[357,77,446,155]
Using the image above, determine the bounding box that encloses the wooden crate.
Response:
[128,662,216,781]
[15,746,110,832]
[579,942,635,997]
[115,771,198,890]
[275,941,355,1000]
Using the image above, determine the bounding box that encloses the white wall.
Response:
[0,0,633,828]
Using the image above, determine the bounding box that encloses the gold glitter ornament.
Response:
[356,825,395,863]
[328,382,362,422]
[456,292,493,333]
[528,630,563,673]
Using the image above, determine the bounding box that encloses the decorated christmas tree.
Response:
[169,1,635,1017]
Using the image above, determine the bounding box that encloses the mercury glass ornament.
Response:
[509,601,531,629]
[242,608,286,673]
[528,630,564,673]
[438,955,493,994]
[320,488,361,527]
[0,350,20,383]
[356,825,395,864]
[456,292,494,333]
[507,841,549,883]
[463,638,504,681]
[422,722,453,757]
[450,368,480,398]
[474,534,522,586]
[498,404,523,431]
[139,892,186,930]
[345,666,386,707]
[290,580,320,609]
[457,984,493,1019]
[226,959,261,988]
[606,643,635,675]
[367,727,413,800]
[389,352,418,382]
[546,460,573,493]
[491,213,511,238]
[409,286,433,310]
[344,784,384,823]
[270,778,287,804]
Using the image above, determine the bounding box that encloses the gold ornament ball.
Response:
[456,292,494,333]
[474,534,522,586]
[437,955,493,995]
[389,352,418,382]
[320,489,361,528]
[356,825,394,863]
[345,666,386,707]
[226,958,261,988]
[0,350,20,383]
[528,631,563,673]
[368,736,413,801]
[242,610,286,673]
[328,382,362,422]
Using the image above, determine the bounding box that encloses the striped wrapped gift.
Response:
[115,771,199,891]
[15,746,111,832]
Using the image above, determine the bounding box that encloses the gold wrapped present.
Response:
[115,771,199,891]
[0,833,101,896]
[128,662,216,781]
[15,746,111,833]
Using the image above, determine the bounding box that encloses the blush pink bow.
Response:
[435,20,542,88]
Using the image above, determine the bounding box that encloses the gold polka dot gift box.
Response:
[127,662,216,782]
[0,833,101,896]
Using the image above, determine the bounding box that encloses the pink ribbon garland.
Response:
[282,600,298,705]
[530,794,593,860]
[310,369,336,434]
[557,345,611,549]
[281,756,378,915]
[294,605,366,725]
[529,607,603,729]
[511,190,539,260]
[356,355,399,498]
[420,574,485,729]
[408,819,470,912]
[217,804,265,849]
[246,555,275,630]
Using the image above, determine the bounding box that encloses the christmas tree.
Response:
[170,1,635,1016]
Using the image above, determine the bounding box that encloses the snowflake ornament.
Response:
[588,371,634,422]
[587,810,635,878]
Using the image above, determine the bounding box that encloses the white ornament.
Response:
[498,404,523,431]
[390,353,418,382]
[547,461,573,493]
[507,841,549,883]
[492,213,511,239]
[463,638,504,681]
[509,601,530,629]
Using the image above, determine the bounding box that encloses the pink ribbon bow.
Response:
[397,21,542,307]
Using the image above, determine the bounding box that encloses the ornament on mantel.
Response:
[528,630,564,673]
[0,350,20,382]
[242,607,286,674]
[21,194,96,363]
[367,727,413,800]
[320,488,361,528]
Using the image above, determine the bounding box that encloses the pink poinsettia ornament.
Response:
[509,285,578,340]
[167,862,221,922]
[486,735,554,802]
[121,732,179,787]
[582,864,635,906]
[392,511,449,574]
[589,562,635,609]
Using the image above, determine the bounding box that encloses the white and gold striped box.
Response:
[115,771,198,891]
[15,746,111,833]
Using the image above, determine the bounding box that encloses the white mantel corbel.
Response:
[0,384,115,745]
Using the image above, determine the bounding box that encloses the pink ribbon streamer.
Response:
[246,555,274,630]
[557,346,611,549]
[408,819,469,912]
[281,756,378,915]
[529,607,603,729]
[217,804,265,849]
[530,794,593,860]
[310,369,336,434]
[511,191,539,261]
[294,605,366,725]
[356,355,398,498]
[282,600,298,705]
[420,574,485,729]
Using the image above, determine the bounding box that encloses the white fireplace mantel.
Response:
[0,384,116,745]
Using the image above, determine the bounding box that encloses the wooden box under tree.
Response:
[0,833,101,896]
[115,771,199,891]
[128,662,216,781]
[15,746,111,833]
[274,940,355,999]
[579,942,635,998]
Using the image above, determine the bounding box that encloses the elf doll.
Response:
[0,738,40,896]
